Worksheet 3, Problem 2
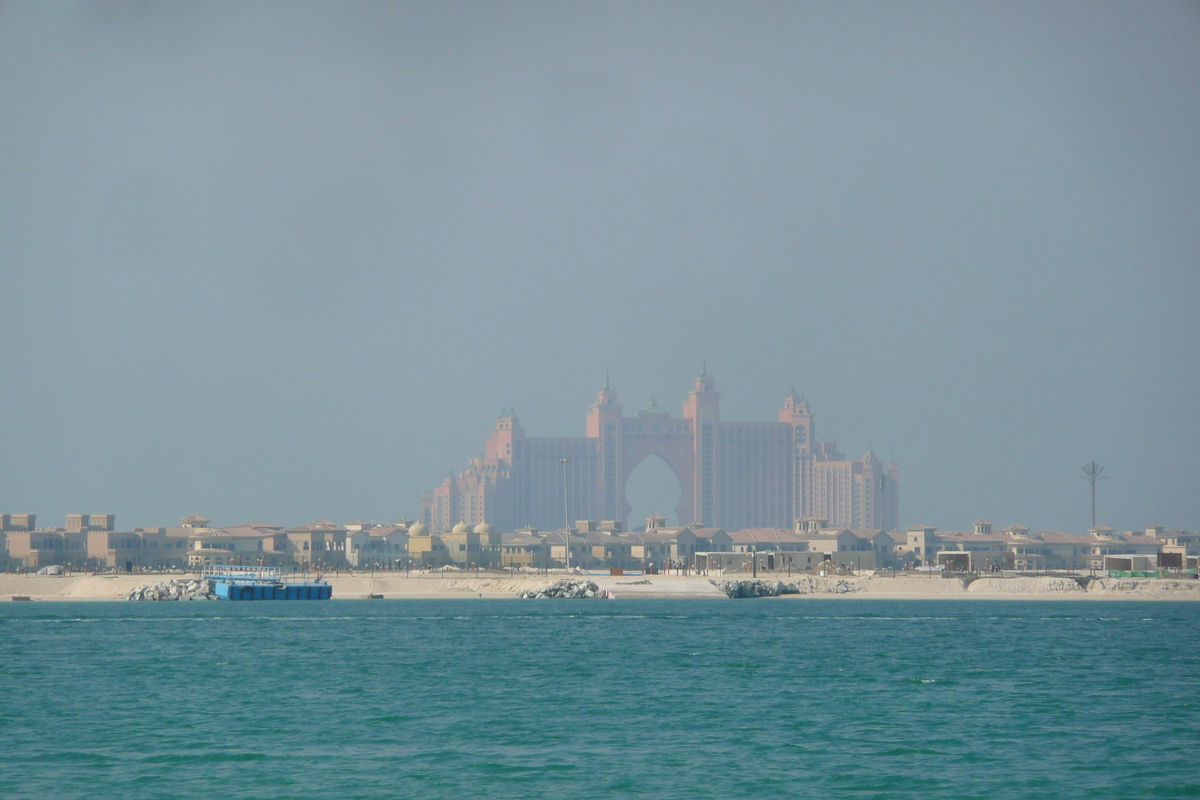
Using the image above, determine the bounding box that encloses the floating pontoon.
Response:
[202,565,332,601]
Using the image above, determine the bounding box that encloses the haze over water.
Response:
[1,2,1198,532]
[2,599,1198,800]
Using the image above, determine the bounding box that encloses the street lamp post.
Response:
[561,457,571,572]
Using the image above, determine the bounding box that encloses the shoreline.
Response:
[3,571,1198,602]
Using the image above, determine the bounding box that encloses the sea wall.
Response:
[967,576,1084,594]
[1087,578,1200,596]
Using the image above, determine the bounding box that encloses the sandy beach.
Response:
[3,570,1199,601]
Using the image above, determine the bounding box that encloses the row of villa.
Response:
[2,512,1197,574]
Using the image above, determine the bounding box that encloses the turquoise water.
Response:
[1,599,1197,799]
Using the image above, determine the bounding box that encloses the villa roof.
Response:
[793,535,852,545]
[939,530,1007,542]
[578,531,625,545]
[187,525,277,539]
[731,529,807,544]
[654,526,730,541]
[619,531,671,545]
[1028,530,1099,544]
[367,525,407,538]
[625,528,686,542]
[286,520,346,533]
[679,527,727,538]
[500,532,544,547]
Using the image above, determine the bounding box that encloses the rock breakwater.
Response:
[126,578,217,601]
[519,580,611,599]
[713,577,860,598]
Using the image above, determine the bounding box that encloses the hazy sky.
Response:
[2,1,1198,534]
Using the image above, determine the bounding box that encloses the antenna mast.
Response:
[1080,461,1107,528]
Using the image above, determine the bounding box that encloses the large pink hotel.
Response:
[422,369,899,534]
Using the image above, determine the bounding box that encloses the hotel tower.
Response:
[422,369,898,533]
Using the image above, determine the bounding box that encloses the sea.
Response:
[1,599,1197,800]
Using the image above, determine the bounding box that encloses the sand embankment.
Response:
[1,573,149,601]
[0,572,725,601]
[2,571,1198,601]
[855,573,1200,600]
[298,573,728,599]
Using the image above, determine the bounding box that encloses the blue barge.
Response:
[204,565,332,601]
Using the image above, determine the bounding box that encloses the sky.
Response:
[1,1,1198,534]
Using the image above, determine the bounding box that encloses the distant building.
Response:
[182,523,288,568]
[346,524,410,567]
[87,527,178,569]
[282,520,349,568]
[5,514,108,568]
[3,514,191,569]
[893,521,1186,571]
[1,514,37,531]
[423,370,898,533]
[4,526,88,568]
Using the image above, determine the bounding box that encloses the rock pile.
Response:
[519,580,610,599]
[713,577,860,598]
[790,575,860,595]
[714,579,795,598]
[126,578,217,601]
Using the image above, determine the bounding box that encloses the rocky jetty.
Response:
[126,578,217,601]
[713,576,860,598]
[519,579,611,599]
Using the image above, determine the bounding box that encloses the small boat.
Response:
[203,565,332,601]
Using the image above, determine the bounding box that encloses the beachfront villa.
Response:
[910,521,1172,572]
[2,512,1196,575]
[345,522,411,567]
